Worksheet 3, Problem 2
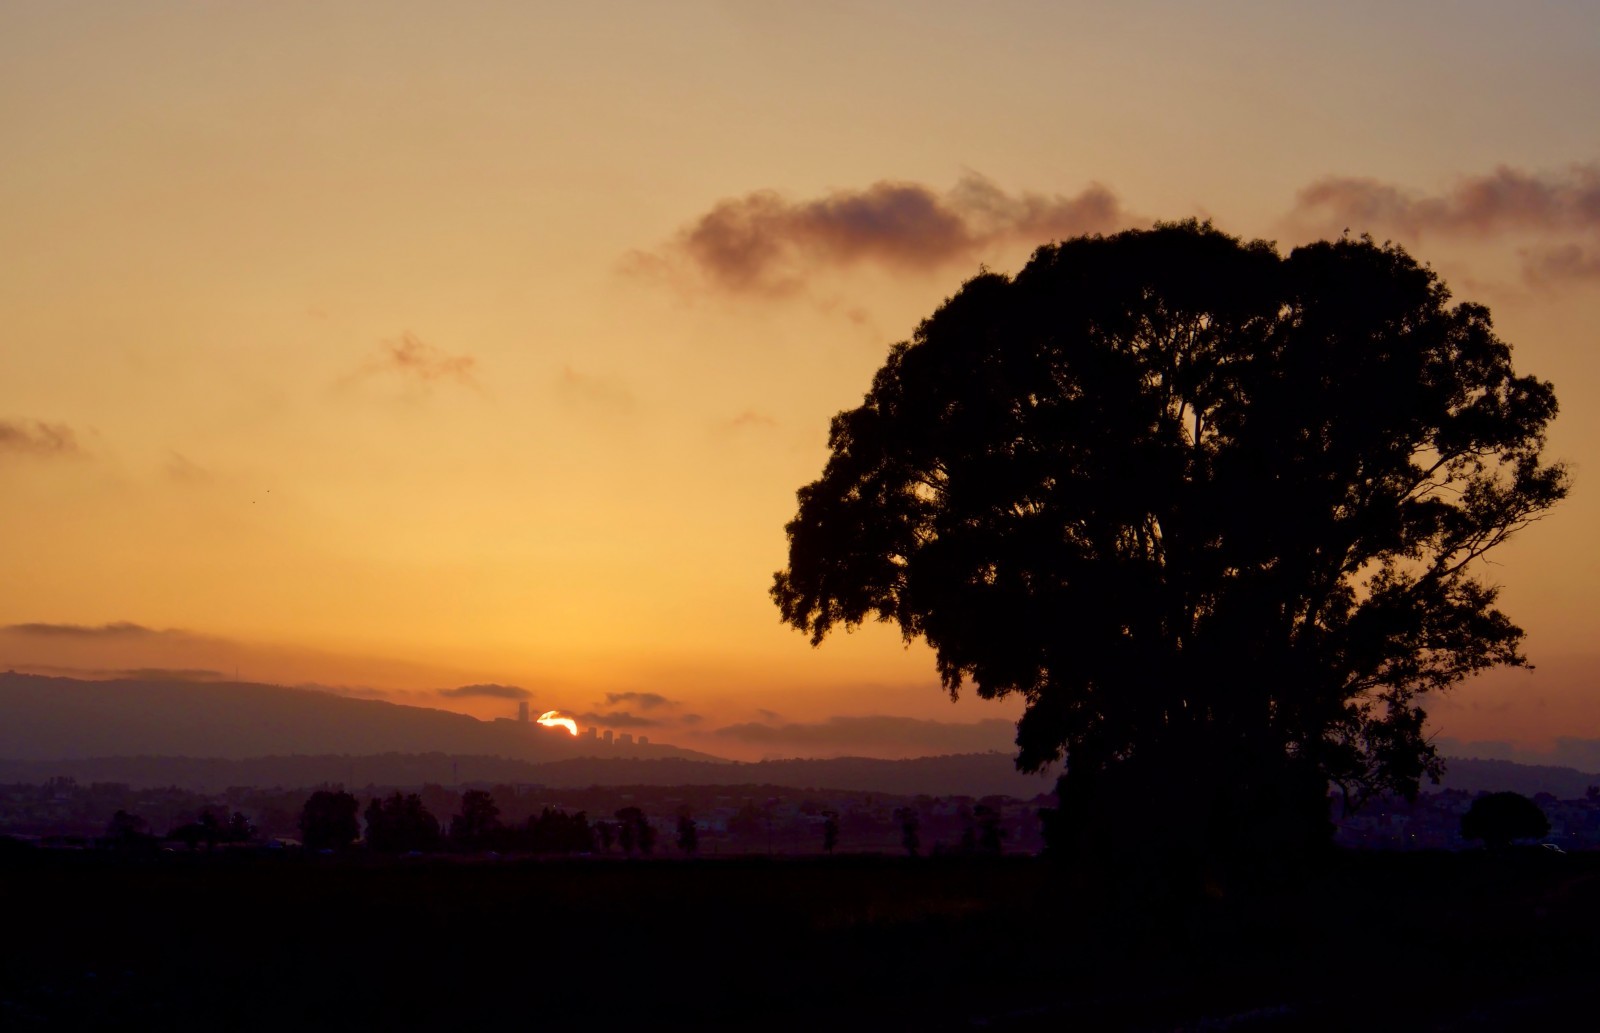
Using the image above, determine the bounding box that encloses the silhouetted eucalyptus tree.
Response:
[1461,791,1550,850]
[773,222,1567,858]
[821,810,840,854]
[676,812,699,856]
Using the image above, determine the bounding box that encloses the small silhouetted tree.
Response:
[895,807,920,857]
[676,812,698,856]
[450,790,501,850]
[525,808,594,854]
[198,810,222,849]
[596,820,615,853]
[1461,791,1550,850]
[366,793,442,853]
[300,790,360,851]
[105,810,151,850]
[615,807,653,856]
[975,804,1004,855]
[821,810,839,854]
[225,811,254,844]
[168,809,224,851]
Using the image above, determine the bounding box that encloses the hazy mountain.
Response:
[4,748,1589,801]
[1434,758,1600,799]
[0,672,718,763]
[0,750,1051,797]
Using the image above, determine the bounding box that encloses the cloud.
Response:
[636,174,1131,294]
[164,452,214,485]
[0,420,83,459]
[602,691,676,710]
[712,715,1017,755]
[557,365,635,410]
[1291,164,1600,238]
[1287,163,1600,285]
[345,332,478,390]
[438,683,531,700]
[576,709,661,729]
[3,621,160,639]
[723,409,777,432]
[1521,242,1600,287]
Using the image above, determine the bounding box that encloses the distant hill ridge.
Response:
[4,673,1594,799]
[0,751,1051,797]
[0,671,718,763]
[0,750,1591,801]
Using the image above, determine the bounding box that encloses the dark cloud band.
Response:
[0,420,83,459]
[438,683,530,700]
[1289,163,1600,285]
[645,174,1130,293]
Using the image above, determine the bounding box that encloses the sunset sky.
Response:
[3,2,1598,762]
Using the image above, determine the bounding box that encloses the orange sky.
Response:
[2,3,1598,762]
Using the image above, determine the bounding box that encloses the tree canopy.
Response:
[773,222,1567,855]
[1461,791,1551,850]
[300,790,360,851]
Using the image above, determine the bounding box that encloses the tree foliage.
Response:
[449,790,501,850]
[773,222,1566,854]
[365,792,442,853]
[676,812,699,856]
[615,806,655,856]
[1461,791,1551,849]
[300,790,360,851]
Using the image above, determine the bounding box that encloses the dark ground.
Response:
[3,843,1596,1030]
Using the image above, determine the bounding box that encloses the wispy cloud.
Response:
[722,409,777,433]
[438,683,530,700]
[576,709,661,728]
[1521,242,1600,288]
[632,174,1132,294]
[1287,163,1600,286]
[0,420,84,459]
[557,365,635,410]
[1292,164,1600,238]
[344,332,479,391]
[164,451,214,485]
[602,691,677,710]
[713,714,1017,755]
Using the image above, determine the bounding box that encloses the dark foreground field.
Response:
[3,844,1597,1030]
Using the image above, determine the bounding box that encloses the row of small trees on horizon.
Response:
[96,787,1558,857]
